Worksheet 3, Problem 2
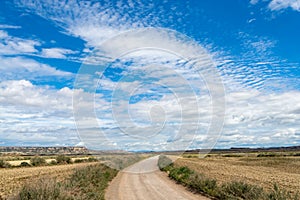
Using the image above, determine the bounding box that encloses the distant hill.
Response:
[185,145,300,154]
[0,146,89,155]
[1,145,300,155]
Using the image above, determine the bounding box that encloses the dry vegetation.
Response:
[175,153,300,194]
[0,153,147,199]
[0,162,96,199]
[159,154,300,199]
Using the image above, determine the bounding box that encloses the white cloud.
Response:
[15,0,171,47]
[0,80,97,145]
[40,47,78,58]
[253,0,300,12]
[6,0,300,150]
[268,0,300,11]
[0,56,72,80]
[250,0,259,5]
[0,24,21,29]
[0,30,40,55]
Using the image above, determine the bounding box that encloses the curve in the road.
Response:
[105,155,209,200]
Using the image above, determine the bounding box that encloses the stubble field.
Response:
[174,153,300,194]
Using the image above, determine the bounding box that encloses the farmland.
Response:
[173,152,300,195]
[0,161,95,199]
[0,152,147,199]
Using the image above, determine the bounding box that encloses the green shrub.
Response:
[157,155,173,170]
[18,178,67,200]
[49,160,58,165]
[30,156,46,166]
[56,155,72,164]
[20,162,31,167]
[189,174,218,197]
[74,159,85,163]
[222,154,243,157]
[218,181,265,200]
[267,184,299,200]
[169,166,193,185]
[87,157,98,162]
[257,153,277,157]
[0,159,11,168]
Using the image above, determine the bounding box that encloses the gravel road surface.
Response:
[105,155,209,200]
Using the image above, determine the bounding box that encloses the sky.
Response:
[0,0,300,151]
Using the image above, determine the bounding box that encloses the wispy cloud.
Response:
[0,24,21,29]
[268,0,300,11]
[250,0,300,12]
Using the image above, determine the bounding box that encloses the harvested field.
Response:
[175,155,300,194]
[0,162,95,199]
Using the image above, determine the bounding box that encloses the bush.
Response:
[169,166,193,185]
[49,160,58,165]
[157,155,173,170]
[257,153,277,157]
[30,156,46,166]
[222,154,243,157]
[88,157,98,162]
[0,159,11,168]
[56,155,72,164]
[74,159,85,163]
[267,184,299,200]
[218,181,265,200]
[189,174,218,197]
[73,157,98,163]
[20,162,31,167]
[18,178,66,200]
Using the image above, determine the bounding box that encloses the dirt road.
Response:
[105,156,208,200]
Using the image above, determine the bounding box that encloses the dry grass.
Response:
[175,155,300,194]
[0,162,95,199]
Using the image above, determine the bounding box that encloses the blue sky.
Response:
[0,0,300,151]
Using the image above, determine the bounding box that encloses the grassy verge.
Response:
[158,155,299,200]
[13,164,118,200]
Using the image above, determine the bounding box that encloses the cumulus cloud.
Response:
[0,30,40,55]
[0,56,72,81]
[0,80,78,145]
[40,47,78,59]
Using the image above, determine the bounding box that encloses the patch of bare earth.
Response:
[0,162,95,199]
[175,156,300,194]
